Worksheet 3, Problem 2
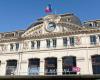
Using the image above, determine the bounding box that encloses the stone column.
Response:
[88,57,93,75]
[76,57,85,75]
[41,40,46,49]
[39,59,45,75]
[57,38,63,48]
[57,58,62,75]
[17,53,22,75]
[0,61,6,75]
[96,35,99,45]
[67,37,70,47]
[19,60,28,75]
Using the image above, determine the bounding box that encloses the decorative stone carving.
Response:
[0,44,7,52]
[23,41,29,50]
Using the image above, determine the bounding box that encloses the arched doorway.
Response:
[6,60,17,75]
[91,55,100,74]
[45,57,57,75]
[28,58,40,75]
[62,56,76,74]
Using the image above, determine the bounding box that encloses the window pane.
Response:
[31,41,34,49]
[45,58,57,75]
[46,39,50,48]
[92,55,100,74]
[37,40,40,49]
[63,37,67,46]
[10,44,14,51]
[62,56,76,74]
[70,37,74,46]
[28,59,40,75]
[52,39,56,47]
[15,43,19,50]
[6,60,17,75]
[90,35,96,45]
[98,35,100,42]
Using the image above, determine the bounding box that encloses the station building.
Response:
[0,13,100,76]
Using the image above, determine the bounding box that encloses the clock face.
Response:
[46,22,56,32]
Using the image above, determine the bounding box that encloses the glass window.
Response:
[31,41,35,49]
[15,43,19,51]
[45,58,57,75]
[5,33,14,38]
[28,58,40,75]
[62,56,76,75]
[70,37,74,46]
[37,40,40,49]
[10,44,14,51]
[98,35,100,42]
[63,37,67,47]
[92,55,100,74]
[46,39,50,48]
[6,60,17,75]
[52,39,56,47]
[89,23,92,27]
[90,35,96,45]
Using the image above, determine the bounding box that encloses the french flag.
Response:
[45,4,52,13]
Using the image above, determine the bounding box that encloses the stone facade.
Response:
[0,13,100,76]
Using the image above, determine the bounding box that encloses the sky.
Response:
[0,0,100,32]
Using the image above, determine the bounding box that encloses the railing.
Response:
[6,66,17,75]
[28,67,39,75]
[27,69,77,76]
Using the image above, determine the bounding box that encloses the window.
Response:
[46,39,50,48]
[15,43,19,51]
[45,57,57,75]
[52,39,56,47]
[5,33,14,38]
[31,41,35,49]
[6,60,17,75]
[90,35,96,45]
[63,37,67,47]
[10,44,14,51]
[37,40,40,49]
[67,18,71,22]
[62,56,76,75]
[89,23,92,27]
[98,35,100,42]
[28,58,40,75]
[70,37,74,46]
[91,55,100,74]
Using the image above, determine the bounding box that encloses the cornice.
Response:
[1,45,100,55]
[0,29,100,43]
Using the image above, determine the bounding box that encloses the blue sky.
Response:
[0,0,100,32]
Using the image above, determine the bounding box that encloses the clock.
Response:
[46,22,56,32]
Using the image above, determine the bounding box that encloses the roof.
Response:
[26,21,43,30]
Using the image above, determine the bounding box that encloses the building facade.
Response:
[0,13,100,76]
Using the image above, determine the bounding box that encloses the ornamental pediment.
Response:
[21,14,61,37]
[21,14,94,38]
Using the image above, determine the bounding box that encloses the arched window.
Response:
[6,60,17,75]
[28,58,40,75]
[89,23,92,27]
[45,57,57,75]
[91,55,100,74]
[62,56,76,74]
